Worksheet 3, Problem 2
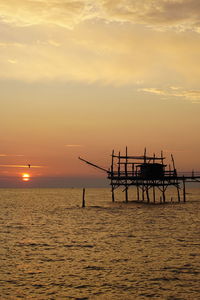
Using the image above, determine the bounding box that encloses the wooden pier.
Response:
[79,148,200,203]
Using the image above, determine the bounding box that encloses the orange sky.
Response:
[0,0,200,186]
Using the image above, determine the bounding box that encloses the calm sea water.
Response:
[0,187,200,300]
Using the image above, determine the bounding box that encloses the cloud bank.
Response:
[0,0,200,100]
[140,87,200,103]
[0,0,200,31]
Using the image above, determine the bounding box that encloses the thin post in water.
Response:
[183,177,186,202]
[82,188,86,207]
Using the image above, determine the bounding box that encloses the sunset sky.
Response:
[1,0,200,187]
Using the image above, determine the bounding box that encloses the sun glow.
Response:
[22,173,30,182]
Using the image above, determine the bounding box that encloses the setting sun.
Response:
[22,173,30,182]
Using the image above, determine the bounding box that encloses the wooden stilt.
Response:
[125,186,128,202]
[142,185,145,202]
[125,147,128,202]
[153,185,156,203]
[177,185,180,202]
[111,150,115,202]
[144,147,147,163]
[137,184,140,201]
[118,152,121,177]
[146,186,150,203]
[132,163,134,176]
[171,154,177,177]
[183,177,186,202]
[82,188,85,207]
[112,186,115,202]
[125,146,128,178]
[162,187,166,203]
[161,151,166,203]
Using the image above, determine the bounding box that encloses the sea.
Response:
[0,187,200,300]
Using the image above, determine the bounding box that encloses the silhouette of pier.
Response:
[79,148,200,203]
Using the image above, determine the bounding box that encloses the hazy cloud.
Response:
[140,87,200,103]
[1,23,200,85]
[0,154,24,157]
[0,0,200,31]
[7,59,18,64]
[65,144,83,148]
[0,164,44,168]
[101,0,200,31]
[139,88,167,95]
[0,0,87,28]
[0,1,200,87]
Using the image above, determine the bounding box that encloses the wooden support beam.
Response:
[153,185,156,203]
[132,163,134,176]
[125,147,128,202]
[171,154,177,176]
[144,147,147,163]
[177,185,180,202]
[137,184,140,201]
[111,150,114,202]
[162,187,166,203]
[161,151,166,203]
[111,149,114,175]
[142,185,145,202]
[112,185,115,202]
[125,146,128,177]
[125,186,128,202]
[118,151,121,177]
[146,186,150,203]
[82,188,85,207]
[183,177,186,202]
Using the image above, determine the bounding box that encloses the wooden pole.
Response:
[132,163,134,176]
[146,186,150,203]
[153,155,156,203]
[125,186,128,203]
[112,185,115,202]
[183,177,186,202]
[171,154,177,176]
[82,188,85,207]
[125,146,128,202]
[118,151,120,177]
[111,150,115,202]
[142,185,145,202]
[162,187,166,203]
[137,184,140,201]
[125,146,128,177]
[111,149,114,174]
[161,151,166,203]
[177,185,180,202]
[171,154,180,202]
[153,184,156,203]
[144,147,147,163]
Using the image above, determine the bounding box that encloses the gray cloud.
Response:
[102,0,200,29]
